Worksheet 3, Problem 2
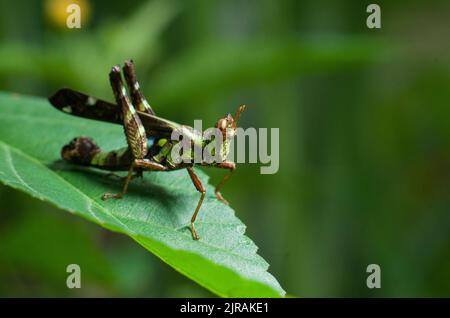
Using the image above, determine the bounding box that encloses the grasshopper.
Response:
[49,60,245,240]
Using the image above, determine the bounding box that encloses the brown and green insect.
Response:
[49,60,245,240]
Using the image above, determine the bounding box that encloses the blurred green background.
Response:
[1,0,450,297]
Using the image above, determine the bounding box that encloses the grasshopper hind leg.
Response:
[101,159,167,200]
[101,165,135,200]
[101,65,150,200]
[123,60,155,115]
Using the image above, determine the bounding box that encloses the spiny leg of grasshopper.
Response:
[102,159,167,200]
[122,59,155,178]
[102,65,149,200]
[213,161,236,205]
[103,170,142,194]
[104,171,139,181]
[187,167,206,240]
[102,165,135,200]
[122,59,155,115]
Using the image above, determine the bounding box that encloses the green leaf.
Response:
[0,92,285,297]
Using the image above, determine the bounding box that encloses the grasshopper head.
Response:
[214,104,246,141]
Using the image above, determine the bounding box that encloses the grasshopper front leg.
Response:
[213,161,236,205]
[185,162,235,240]
[187,167,206,240]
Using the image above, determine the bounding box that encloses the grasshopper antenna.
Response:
[233,104,246,128]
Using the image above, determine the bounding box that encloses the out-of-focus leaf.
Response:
[152,36,393,105]
[100,0,180,67]
[0,0,180,96]
[0,201,116,296]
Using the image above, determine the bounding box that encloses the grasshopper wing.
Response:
[138,112,180,138]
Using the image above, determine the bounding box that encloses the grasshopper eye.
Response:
[216,118,227,130]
